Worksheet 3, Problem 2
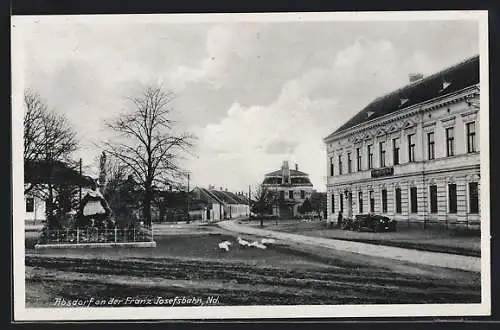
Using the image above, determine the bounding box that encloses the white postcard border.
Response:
[12,10,491,321]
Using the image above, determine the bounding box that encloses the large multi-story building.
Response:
[261,161,314,217]
[324,55,480,229]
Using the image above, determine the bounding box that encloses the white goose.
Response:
[248,241,267,249]
[237,236,251,247]
[218,240,232,252]
[261,238,276,245]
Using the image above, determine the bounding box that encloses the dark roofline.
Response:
[198,187,225,205]
[265,169,310,177]
[24,160,94,187]
[235,194,250,204]
[325,54,479,140]
[225,191,249,205]
[210,190,240,204]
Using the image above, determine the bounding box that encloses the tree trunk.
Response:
[144,187,152,228]
[159,203,166,223]
[47,182,56,229]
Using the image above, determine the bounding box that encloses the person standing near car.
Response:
[337,211,343,228]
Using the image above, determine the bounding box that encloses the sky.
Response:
[14,14,480,192]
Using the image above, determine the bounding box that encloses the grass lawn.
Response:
[239,219,481,256]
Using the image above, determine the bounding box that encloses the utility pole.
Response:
[185,172,191,224]
[79,158,82,205]
[275,185,279,225]
[187,173,190,213]
[248,184,251,216]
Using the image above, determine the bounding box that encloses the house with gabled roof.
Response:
[190,187,225,222]
[190,186,250,221]
[208,189,249,219]
[24,159,95,228]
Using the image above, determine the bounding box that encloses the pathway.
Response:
[217,220,481,273]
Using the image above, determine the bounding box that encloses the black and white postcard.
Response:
[11,11,490,320]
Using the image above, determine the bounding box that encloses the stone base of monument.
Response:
[34,241,157,249]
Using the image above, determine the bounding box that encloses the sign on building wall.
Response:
[371,167,394,178]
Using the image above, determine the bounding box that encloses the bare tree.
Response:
[104,86,195,227]
[24,89,78,195]
[23,89,79,228]
[24,89,47,165]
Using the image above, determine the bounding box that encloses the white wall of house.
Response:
[228,203,250,218]
[24,195,46,223]
[208,203,222,221]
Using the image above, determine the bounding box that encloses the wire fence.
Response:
[37,227,154,245]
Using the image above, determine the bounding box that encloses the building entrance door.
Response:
[347,192,353,218]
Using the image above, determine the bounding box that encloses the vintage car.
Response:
[346,214,397,232]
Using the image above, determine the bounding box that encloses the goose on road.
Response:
[218,240,232,252]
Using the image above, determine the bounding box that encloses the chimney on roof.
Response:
[409,73,424,83]
[295,163,298,171]
[225,188,228,192]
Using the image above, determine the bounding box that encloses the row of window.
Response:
[330,122,477,176]
[279,190,306,200]
[331,182,479,215]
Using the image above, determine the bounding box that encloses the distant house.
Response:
[209,189,250,219]
[190,187,250,221]
[224,191,251,218]
[190,187,225,222]
[261,160,314,218]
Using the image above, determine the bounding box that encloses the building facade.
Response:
[24,194,46,225]
[190,187,224,222]
[191,187,250,222]
[324,55,480,229]
[209,189,250,219]
[261,161,314,217]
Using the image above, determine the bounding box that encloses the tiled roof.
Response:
[235,194,250,204]
[193,187,249,205]
[325,55,479,140]
[24,160,94,187]
[225,191,249,205]
[193,187,224,205]
[265,169,309,177]
[210,190,240,204]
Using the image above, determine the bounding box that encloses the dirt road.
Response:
[25,224,480,307]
